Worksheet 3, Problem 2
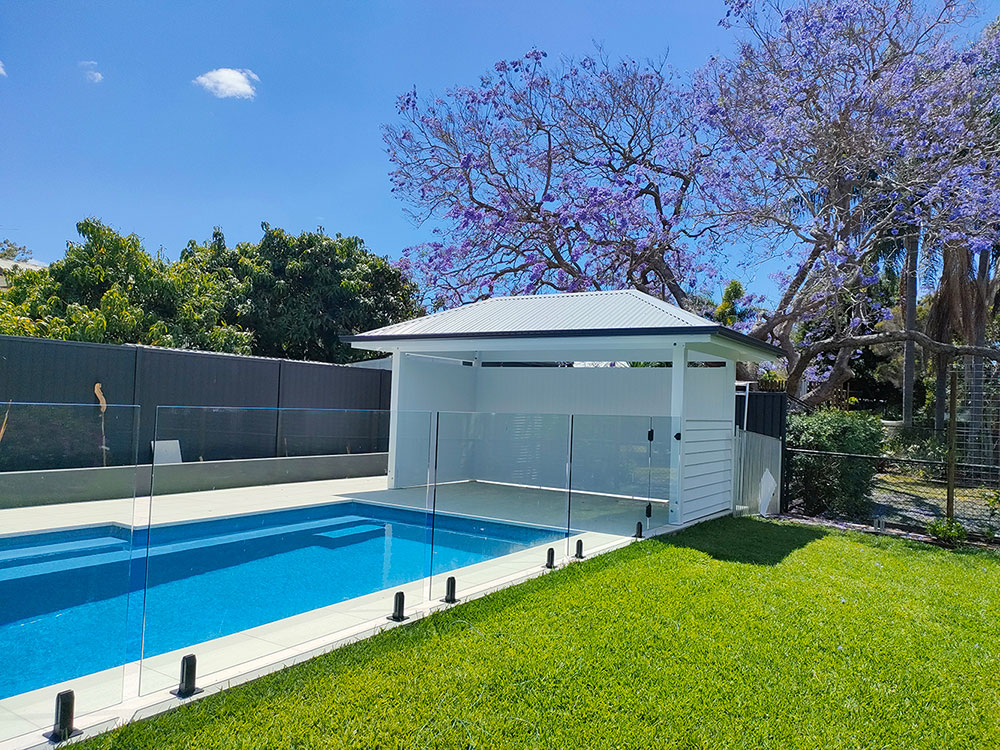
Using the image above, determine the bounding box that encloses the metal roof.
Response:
[344,290,783,358]
[0,258,47,290]
[0,258,46,272]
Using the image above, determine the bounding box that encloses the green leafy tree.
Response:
[183,224,422,362]
[0,219,422,363]
[0,219,251,350]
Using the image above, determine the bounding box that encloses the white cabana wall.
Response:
[394,356,674,417]
[389,353,736,524]
[346,290,782,527]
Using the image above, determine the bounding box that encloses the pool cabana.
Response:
[345,290,781,527]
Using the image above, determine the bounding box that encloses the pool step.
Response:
[0,515,386,583]
[315,523,386,548]
[148,515,379,557]
[0,535,128,570]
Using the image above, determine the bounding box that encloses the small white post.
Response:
[729,360,739,516]
[742,381,750,431]
[387,351,402,488]
[669,343,687,525]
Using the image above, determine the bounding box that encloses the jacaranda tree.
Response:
[385,0,1000,404]
[699,0,1000,401]
[385,51,718,312]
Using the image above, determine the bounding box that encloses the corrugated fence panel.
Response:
[379,370,392,410]
[277,360,384,409]
[136,347,281,463]
[0,335,138,405]
[733,427,783,516]
[277,361,388,456]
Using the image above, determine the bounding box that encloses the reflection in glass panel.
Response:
[430,412,571,600]
[568,414,661,537]
[649,416,679,525]
[0,403,138,742]
[138,407,430,697]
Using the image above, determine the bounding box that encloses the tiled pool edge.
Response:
[2,517,702,750]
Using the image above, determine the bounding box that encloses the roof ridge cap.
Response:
[623,289,695,317]
[492,289,619,301]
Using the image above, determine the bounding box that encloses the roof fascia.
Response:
[345,325,782,359]
[349,332,714,356]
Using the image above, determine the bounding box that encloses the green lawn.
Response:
[83,518,1000,749]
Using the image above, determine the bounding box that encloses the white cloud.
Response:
[193,68,259,99]
[0,61,7,78]
[79,60,103,83]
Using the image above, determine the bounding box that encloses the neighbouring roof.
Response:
[0,258,47,289]
[344,290,783,358]
[0,258,46,271]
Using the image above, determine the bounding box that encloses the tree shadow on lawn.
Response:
[654,516,827,566]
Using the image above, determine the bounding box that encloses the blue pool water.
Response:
[0,502,564,700]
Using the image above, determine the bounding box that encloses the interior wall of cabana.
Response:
[388,347,736,526]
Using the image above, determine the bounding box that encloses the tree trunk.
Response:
[901,234,918,427]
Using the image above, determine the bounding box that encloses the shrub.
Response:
[926,518,967,547]
[787,409,883,518]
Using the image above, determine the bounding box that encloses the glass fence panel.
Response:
[138,407,430,696]
[0,403,138,743]
[276,409,390,457]
[568,415,659,542]
[429,412,571,600]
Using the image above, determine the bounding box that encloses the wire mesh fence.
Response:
[785,449,1000,538]
[784,360,1000,540]
[952,358,1000,489]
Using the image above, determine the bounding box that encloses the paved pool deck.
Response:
[0,475,676,749]
[1,474,669,536]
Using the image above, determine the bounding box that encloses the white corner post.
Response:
[727,359,739,516]
[387,351,402,489]
[669,342,687,525]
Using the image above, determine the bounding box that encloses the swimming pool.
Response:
[0,501,566,700]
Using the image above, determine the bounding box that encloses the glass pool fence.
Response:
[0,404,679,744]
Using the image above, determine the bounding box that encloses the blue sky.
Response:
[4,1,758,296]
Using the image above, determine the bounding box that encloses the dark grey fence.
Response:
[0,335,390,466]
[735,391,787,439]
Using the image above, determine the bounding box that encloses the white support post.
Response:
[669,343,687,524]
[387,351,402,489]
[727,359,738,516]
